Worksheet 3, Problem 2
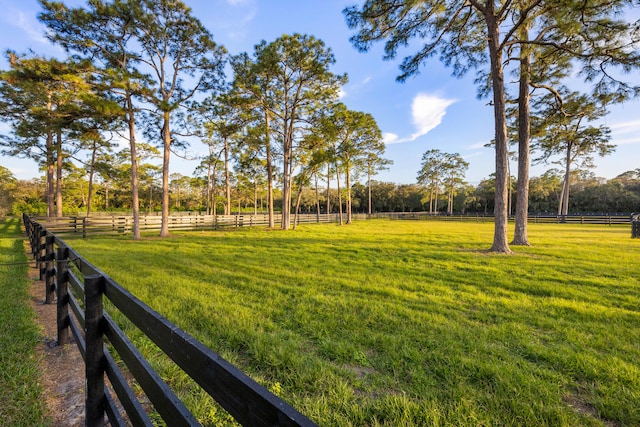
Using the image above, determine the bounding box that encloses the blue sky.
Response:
[1,0,639,185]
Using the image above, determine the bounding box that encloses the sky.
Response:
[0,0,639,185]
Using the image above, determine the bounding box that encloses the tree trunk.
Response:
[224,136,231,216]
[206,160,212,215]
[55,130,63,218]
[367,167,372,215]
[87,142,96,218]
[265,112,274,228]
[281,129,292,230]
[293,185,304,230]
[346,160,352,224]
[314,173,321,221]
[561,145,572,218]
[127,95,141,239]
[326,163,331,215]
[335,160,343,226]
[512,23,531,245]
[486,7,512,253]
[254,180,258,215]
[104,183,109,211]
[160,110,171,237]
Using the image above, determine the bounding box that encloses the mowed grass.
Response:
[0,219,48,426]
[67,220,640,426]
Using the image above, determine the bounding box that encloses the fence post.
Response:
[85,274,106,427]
[56,247,70,346]
[83,217,87,239]
[44,235,56,304]
[38,226,46,281]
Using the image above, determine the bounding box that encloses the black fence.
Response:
[23,214,317,427]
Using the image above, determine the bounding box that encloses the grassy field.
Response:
[0,219,48,426]
[66,220,640,426]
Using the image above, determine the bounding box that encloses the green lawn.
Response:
[0,219,48,426]
[67,220,640,426]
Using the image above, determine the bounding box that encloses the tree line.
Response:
[3,161,639,218]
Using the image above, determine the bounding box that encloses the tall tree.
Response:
[230,51,278,228]
[345,0,524,252]
[531,90,613,218]
[416,149,447,214]
[320,103,386,224]
[40,0,149,238]
[0,53,111,217]
[250,34,346,230]
[441,153,469,215]
[135,0,226,236]
[507,0,639,245]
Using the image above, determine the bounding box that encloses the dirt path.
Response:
[28,259,85,426]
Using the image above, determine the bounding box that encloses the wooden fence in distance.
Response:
[30,213,354,236]
[378,212,632,225]
[27,212,634,238]
[23,214,317,427]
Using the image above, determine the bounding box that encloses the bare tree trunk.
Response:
[55,130,63,218]
[335,161,343,226]
[46,97,54,218]
[561,146,572,218]
[224,136,231,216]
[265,112,274,228]
[160,110,171,237]
[293,185,304,230]
[326,163,331,215]
[314,173,320,222]
[87,141,96,218]
[367,167,372,215]
[127,96,141,239]
[486,7,512,253]
[206,160,212,215]
[346,161,353,224]
[253,180,258,215]
[513,24,531,245]
[281,128,292,230]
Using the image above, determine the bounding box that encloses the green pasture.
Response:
[67,220,640,426]
[0,219,48,426]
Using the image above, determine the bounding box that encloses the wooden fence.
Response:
[23,214,317,427]
[377,212,633,225]
[26,212,634,238]
[632,213,640,238]
[30,213,358,236]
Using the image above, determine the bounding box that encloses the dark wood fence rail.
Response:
[23,214,318,427]
[31,213,354,236]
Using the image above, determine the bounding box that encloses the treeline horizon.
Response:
[3,166,638,217]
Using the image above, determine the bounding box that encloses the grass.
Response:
[0,218,48,426]
[66,220,640,426]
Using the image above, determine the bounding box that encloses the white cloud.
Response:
[409,93,456,141]
[609,119,640,145]
[383,132,399,144]
[610,119,640,133]
[338,88,347,99]
[466,141,489,150]
[381,93,456,145]
[362,76,372,85]
[226,0,251,5]
[613,137,640,146]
